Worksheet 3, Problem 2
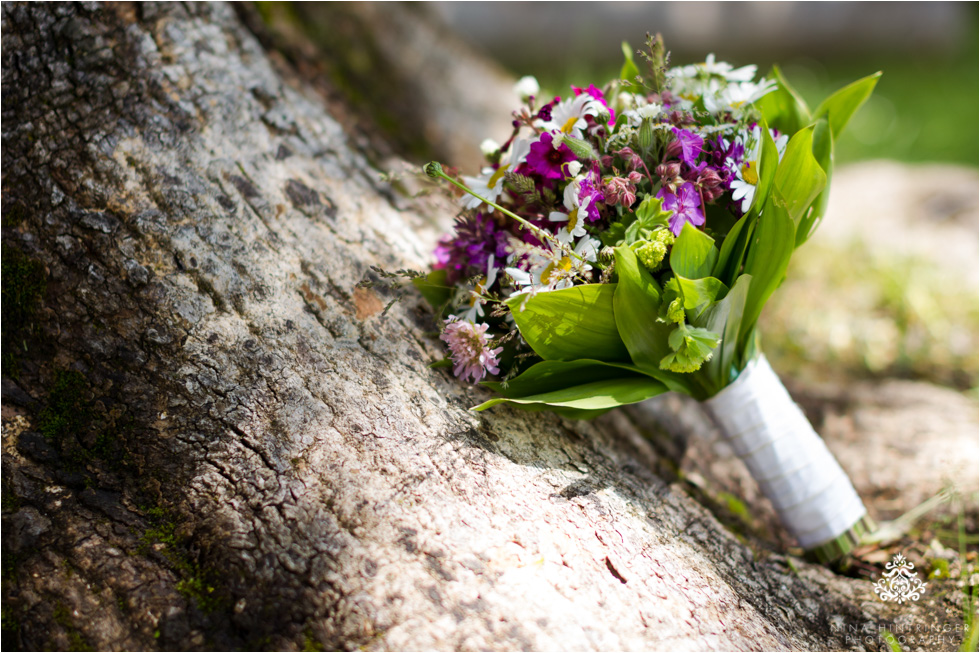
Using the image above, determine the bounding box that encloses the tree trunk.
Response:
[0,3,965,651]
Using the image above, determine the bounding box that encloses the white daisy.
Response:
[548,175,595,244]
[461,254,500,322]
[506,236,600,296]
[728,125,790,214]
[535,94,604,140]
[670,53,757,83]
[460,138,531,212]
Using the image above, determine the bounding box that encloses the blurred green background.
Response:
[434,1,979,167]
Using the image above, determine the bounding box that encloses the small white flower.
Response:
[728,125,789,214]
[548,175,595,244]
[461,255,500,322]
[670,54,757,83]
[704,78,777,114]
[480,138,501,158]
[514,75,540,101]
[623,100,663,127]
[506,236,600,296]
[459,138,531,212]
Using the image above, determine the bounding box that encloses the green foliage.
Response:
[505,284,630,362]
[660,322,721,374]
[1,244,47,374]
[670,223,718,280]
[772,125,827,225]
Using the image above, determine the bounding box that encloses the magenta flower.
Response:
[440,317,504,384]
[577,176,605,222]
[666,128,704,166]
[527,132,577,180]
[573,84,615,124]
[658,182,705,235]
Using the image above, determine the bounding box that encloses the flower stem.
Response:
[424,162,584,261]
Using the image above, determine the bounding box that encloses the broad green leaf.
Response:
[739,200,796,349]
[812,71,882,140]
[482,358,648,398]
[695,274,751,394]
[751,115,780,217]
[505,284,630,362]
[772,125,827,225]
[797,117,834,247]
[713,215,753,287]
[755,66,811,136]
[675,275,729,318]
[413,269,453,312]
[620,41,641,84]
[669,222,718,280]
[612,246,695,395]
[473,377,668,412]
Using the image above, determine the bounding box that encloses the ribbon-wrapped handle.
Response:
[703,355,871,558]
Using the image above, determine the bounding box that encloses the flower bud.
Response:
[638,119,654,151]
[514,76,540,101]
[665,138,683,160]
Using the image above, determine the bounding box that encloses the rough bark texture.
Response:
[1,3,971,651]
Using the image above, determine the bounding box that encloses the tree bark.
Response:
[0,3,966,651]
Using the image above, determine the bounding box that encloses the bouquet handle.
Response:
[703,356,875,562]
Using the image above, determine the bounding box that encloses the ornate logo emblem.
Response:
[873,553,927,603]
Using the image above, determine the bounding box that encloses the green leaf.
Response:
[612,246,694,394]
[712,215,754,287]
[675,275,729,318]
[474,377,667,413]
[751,115,780,217]
[413,269,453,311]
[620,41,641,84]
[739,200,796,349]
[505,284,630,362]
[624,195,672,245]
[669,222,718,279]
[482,358,648,398]
[660,323,721,374]
[772,125,827,225]
[812,71,881,140]
[797,117,834,247]
[755,66,811,136]
[695,274,751,394]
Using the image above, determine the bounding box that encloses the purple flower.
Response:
[577,176,605,222]
[666,128,704,166]
[440,317,504,384]
[434,213,510,283]
[527,132,577,180]
[658,182,705,235]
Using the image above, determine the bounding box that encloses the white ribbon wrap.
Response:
[703,355,866,550]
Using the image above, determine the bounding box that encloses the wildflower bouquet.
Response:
[418,36,879,562]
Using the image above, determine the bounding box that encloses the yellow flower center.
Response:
[541,257,574,284]
[741,161,758,185]
[561,116,579,134]
[488,164,511,189]
[567,207,579,232]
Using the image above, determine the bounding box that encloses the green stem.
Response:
[425,162,584,262]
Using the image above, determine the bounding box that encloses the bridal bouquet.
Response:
[418,36,879,562]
